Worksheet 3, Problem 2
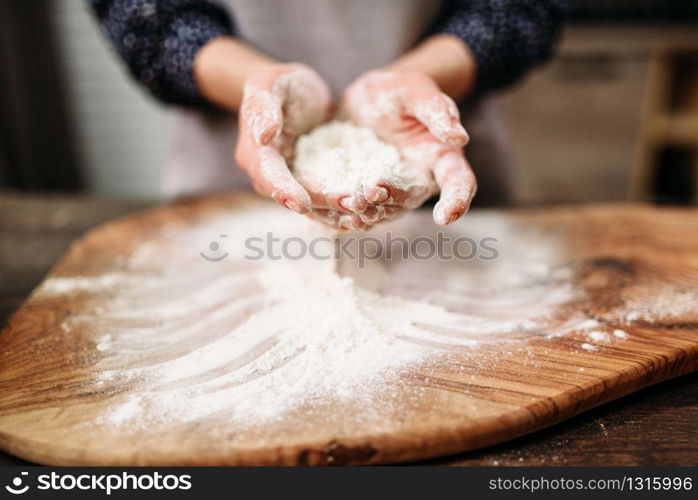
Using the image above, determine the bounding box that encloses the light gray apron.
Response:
[164,0,513,206]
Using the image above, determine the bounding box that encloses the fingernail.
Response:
[433,202,448,225]
[351,196,368,213]
[252,115,273,145]
[284,199,300,213]
[448,124,469,147]
[284,197,312,214]
[435,198,470,225]
[339,197,354,212]
[433,201,463,225]
[354,194,368,214]
[456,123,468,141]
[369,187,389,203]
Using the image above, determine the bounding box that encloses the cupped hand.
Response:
[340,70,477,225]
[235,63,334,215]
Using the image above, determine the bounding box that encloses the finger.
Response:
[408,94,468,148]
[359,204,407,226]
[342,192,369,214]
[358,204,386,224]
[363,182,390,204]
[432,150,477,225]
[242,63,331,146]
[241,85,283,146]
[361,140,437,207]
[273,64,332,137]
[337,192,369,214]
[341,213,371,231]
[324,191,368,214]
[305,187,368,215]
[362,175,432,207]
[295,166,371,217]
[361,176,406,205]
[257,146,312,214]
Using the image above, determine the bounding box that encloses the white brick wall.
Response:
[50,0,174,198]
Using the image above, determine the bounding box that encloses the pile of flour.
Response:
[293,121,419,195]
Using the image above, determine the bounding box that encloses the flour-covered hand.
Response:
[235,63,332,215]
[340,70,476,225]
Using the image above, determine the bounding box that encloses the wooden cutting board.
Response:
[0,192,696,466]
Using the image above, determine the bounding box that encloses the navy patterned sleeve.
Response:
[435,0,568,95]
[88,0,233,106]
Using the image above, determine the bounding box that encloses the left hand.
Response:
[340,70,477,225]
[235,63,332,215]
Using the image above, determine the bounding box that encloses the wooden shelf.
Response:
[631,48,698,203]
[648,114,698,147]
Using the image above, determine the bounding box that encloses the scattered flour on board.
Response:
[587,331,611,343]
[613,329,629,339]
[106,396,142,426]
[577,319,600,330]
[293,121,421,195]
[36,205,692,430]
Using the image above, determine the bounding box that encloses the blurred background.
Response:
[1,0,698,205]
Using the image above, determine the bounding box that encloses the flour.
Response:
[613,329,628,339]
[581,343,599,352]
[587,331,610,343]
[96,334,113,352]
[45,203,663,431]
[577,319,600,330]
[621,289,698,324]
[35,274,157,295]
[106,396,142,425]
[127,259,470,423]
[293,121,420,196]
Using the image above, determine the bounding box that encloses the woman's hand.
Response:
[340,69,477,225]
[195,40,342,216]
[234,63,334,214]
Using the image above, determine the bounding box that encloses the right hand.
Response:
[235,63,333,215]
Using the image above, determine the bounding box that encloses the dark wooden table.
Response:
[0,192,696,466]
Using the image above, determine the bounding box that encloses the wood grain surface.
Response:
[0,192,696,466]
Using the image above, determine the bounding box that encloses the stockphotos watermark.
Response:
[3,470,192,495]
[201,231,499,268]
